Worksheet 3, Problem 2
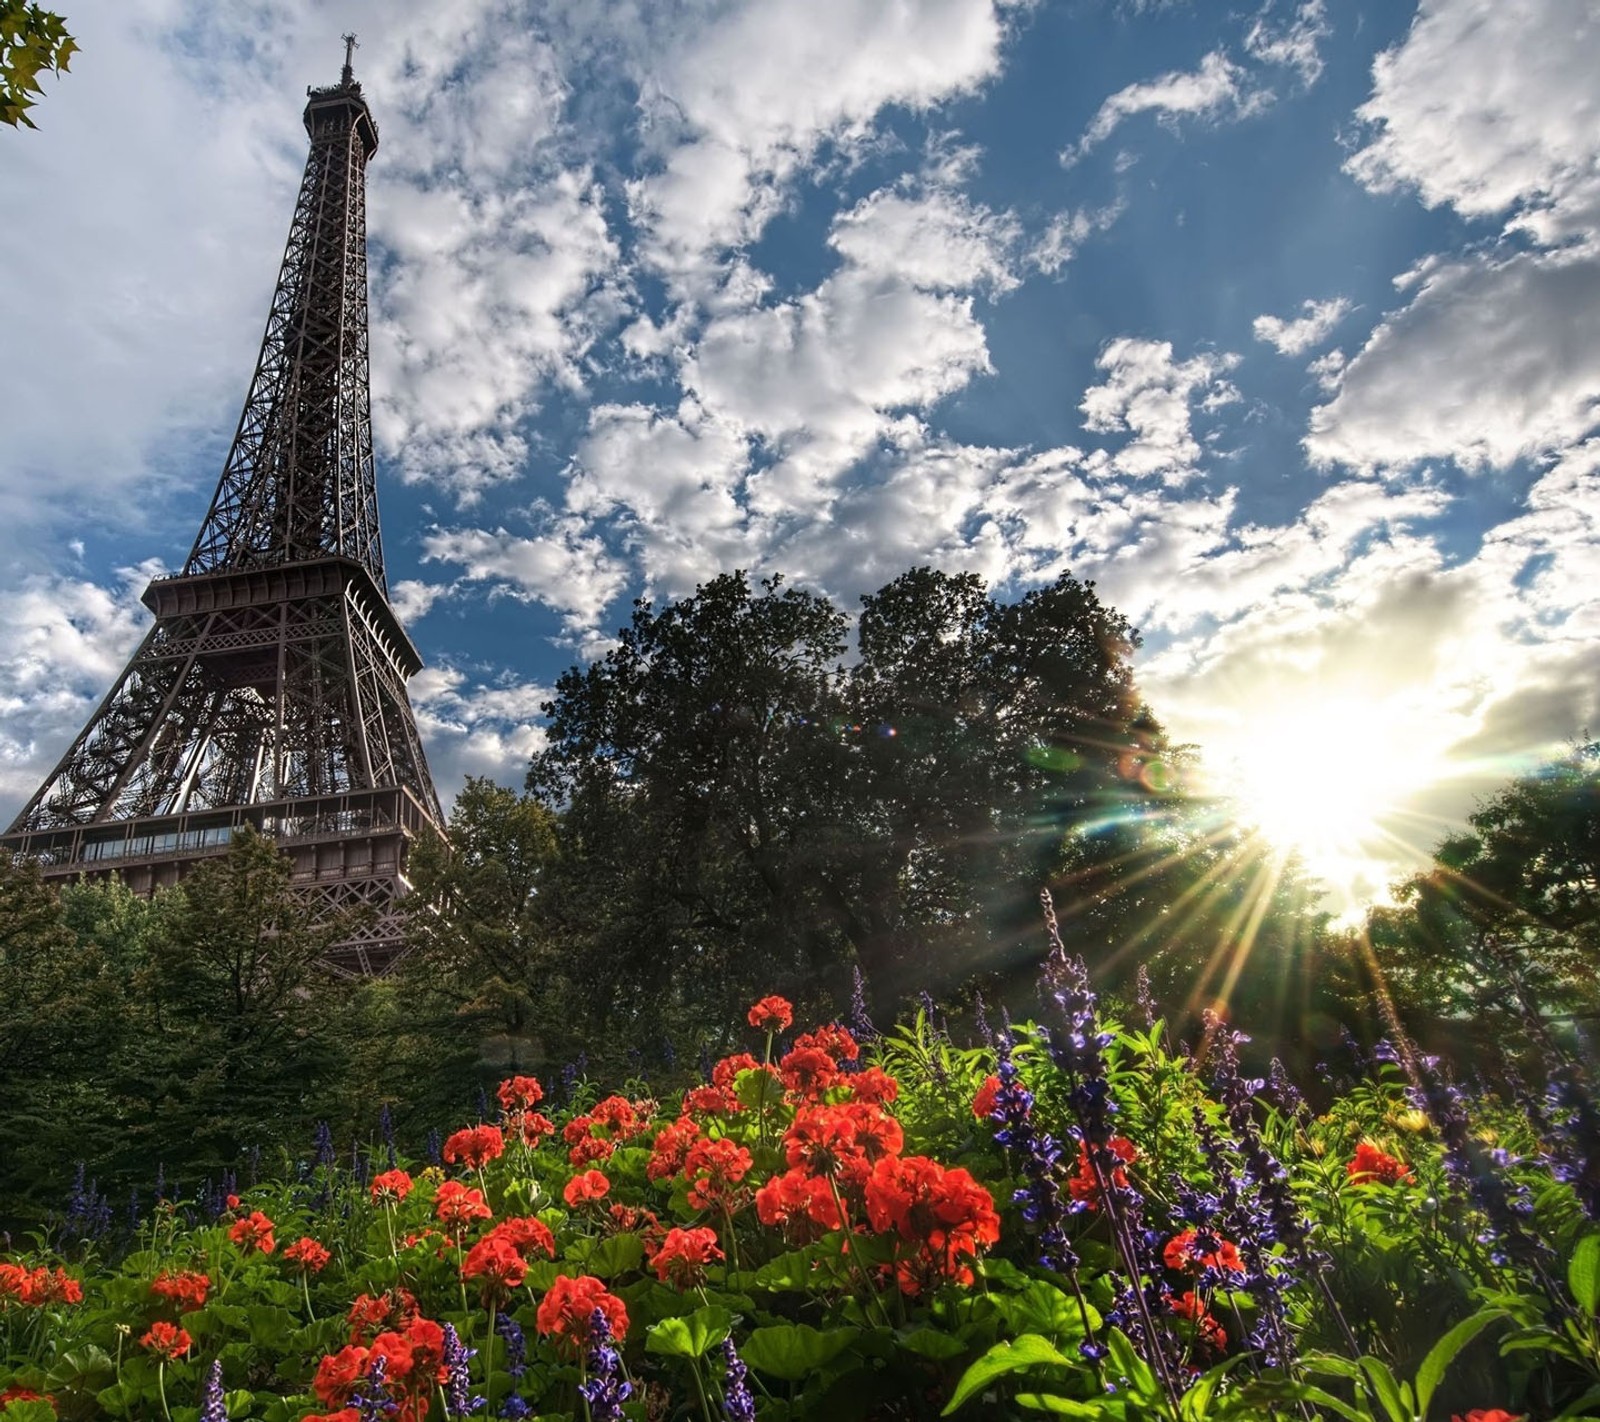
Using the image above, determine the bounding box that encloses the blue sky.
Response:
[2,0,1597,910]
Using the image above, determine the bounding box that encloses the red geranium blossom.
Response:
[462,1236,527,1301]
[591,1094,649,1138]
[371,1169,414,1203]
[1347,1141,1413,1185]
[848,1066,900,1106]
[497,1075,544,1112]
[972,1074,1002,1121]
[484,1216,557,1261]
[1163,1229,1245,1275]
[779,1045,841,1100]
[19,1267,82,1306]
[865,1155,1001,1292]
[139,1319,192,1361]
[755,1167,845,1238]
[443,1124,505,1171]
[0,1387,51,1407]
[314,1345,372,1406]
[564,1170,612,1207]
[747,995,794,1031]
[648,1116,702,1181]
[346,1288,420,1343]
[229,1210,276,1254]
[1170,1290,1227,1354]
[1067,1136,1139,1208]
[794,1023,860,1062]
[684,1137,754,1211]
[536,1274,629,1348]
[434,1181,493,1232]
[284,1237,332,1273]
[684,1084,743,1117]
[516,1112,556,1147]
[652,1226,725,1287]
[1452,1411,1523,1421]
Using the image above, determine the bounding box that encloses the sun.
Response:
[1210,696,1443,911]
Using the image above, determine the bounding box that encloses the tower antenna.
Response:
[342,32,358,84]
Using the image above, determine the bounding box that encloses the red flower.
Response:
[403,1316,447,1385]
[516,1112,556,1147]
[535,1274,628,1347]
[782,1102,899,1185]
[755,1166,844,1238]
[683,1137,753,1211]
[864,1155,1001,1290]
[18,1267,81,1306]
[484,1216,557,1261]
[972,1074,1002,1121]
[1347,1141,1413,1185]
[568,1134,615,1167]
[591,1095,648,1138]
[849,1066,900,1106]
[302,1411,359,1422]
[652,1226,725,1287]
[346,1288,420,1343]
[1066,1137,1139,1208]
[284,1237,332,1273]
[684,1084,743,1117]
[648,1116,702,1181]
[497,1075,545,1112]
[747,995,794,1031]
[314,1344,371,1406]
[0,1387,50,1406]
[1169,1290,1227,1354]
[712,1052,762,1089]
[443,1124,505,1171]
[1452,1411,1523,1422]
[139,1319,192,1361]
[371,1169,414,1203]
[434,1181,493,1231]
[462,1236,527,1301]
[564,1170,612,1207]
[228,1210,276,1254]
[1163,1229,1245,1275]
[794,1023,860,1062]
[779,1045,840,1100]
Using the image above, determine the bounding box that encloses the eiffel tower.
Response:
[1,40,443,973]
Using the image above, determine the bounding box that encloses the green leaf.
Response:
[992,1280,1100,1343]
[897,1327,972,1362]
[1014,1394,1105,1416]
[1571,1233,1600,1316]
[1,1403,60,1422]
[645,1305,733,1360]
[1357,1355,1407,1422]
[1104,1330,1157,1401]
[585,1232,645,1279]
[1414,1309,1503,1418]
[941,1334,1072,1416]
[1553,1385,1600,1419]
[740,1323,857,1382]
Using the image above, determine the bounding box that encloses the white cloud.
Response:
[0,565,159,820]
[1253,296,1350,356]
[1063,51,1267,166]
[625,0,1016,283]
[409,664,552,797]
[1244,0,1331,86]
[828,186,1020,293]
[1346,0,1600,233]
[1079,337,1240,483]
[1029,199,1127,275]
[1307,246,1600,470]
[421,519,629,632]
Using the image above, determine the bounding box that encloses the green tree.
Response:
[1,1,74,129]
[384,778,577,1120]
[1364,742,1600,1066]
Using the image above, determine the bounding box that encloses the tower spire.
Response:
[3,62,442,974]
[342,32,357,86]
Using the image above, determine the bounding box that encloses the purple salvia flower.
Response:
[1135,965,1157,1030]
[426,1128,443,1168]
[850,964,876,1041]
[1264,1058,1306,1119]
[1545,1062,1600,1221]
[495,1310,527,1380]
[661,1035,677,1073]
[351,1353,399,1421]
[992,1025,1075,1271]
[313,1120,336,1169]
[442,1322,483,1416]
[578,1307,631,1421]
[721,1335,757,1422]
[971,988,991,1045]
[199,1358,226,1422]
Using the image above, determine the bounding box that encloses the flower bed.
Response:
[2,935,1597,1420]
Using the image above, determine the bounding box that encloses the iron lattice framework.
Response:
[2,47,443,973]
